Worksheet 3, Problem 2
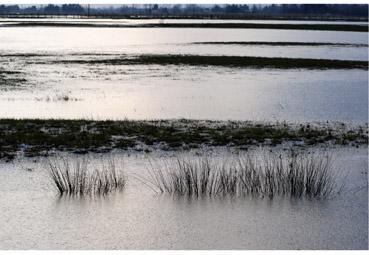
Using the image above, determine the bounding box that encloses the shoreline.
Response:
[1,22,367,32]
[0,15,367,22]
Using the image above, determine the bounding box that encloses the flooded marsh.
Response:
[0,17,368,250]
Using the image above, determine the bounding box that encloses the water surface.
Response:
[0,147,367,249]
[0,27,367,60]
[0,24,367,122]
[0,65,367,122]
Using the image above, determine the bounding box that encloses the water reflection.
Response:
[0,148,367,249]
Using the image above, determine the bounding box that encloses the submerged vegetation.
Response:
[53,55,368,69]
[0,118,367,160]
[48,156,126,196]
[143,152,339,198]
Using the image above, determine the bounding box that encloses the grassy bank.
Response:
[0,119,367,160]
[3,22,368,32]
[54,55,368,70]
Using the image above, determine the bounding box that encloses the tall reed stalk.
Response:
[144,151,339,199]
[48,156,126,196]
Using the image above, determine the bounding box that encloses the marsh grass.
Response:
[48,156,126,196]
[0,69,26,86]
[53,55,368,69]
[0,118,367,160]
[144,151,340,199]
[192,41,369,47]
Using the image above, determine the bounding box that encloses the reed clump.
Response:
[48,157,126,196]
[145,151,339,199]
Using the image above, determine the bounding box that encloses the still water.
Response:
[0,66,367,122]
[0,24,367,122]
[0,27,367,59]
[0,147,367,249]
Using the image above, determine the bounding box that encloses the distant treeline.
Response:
[0,4,368,20]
